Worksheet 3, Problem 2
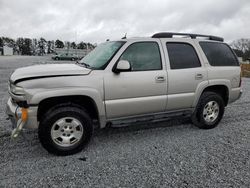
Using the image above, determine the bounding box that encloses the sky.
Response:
[0,0,249,44]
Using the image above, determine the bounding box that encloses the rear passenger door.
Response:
[161,40,208,110]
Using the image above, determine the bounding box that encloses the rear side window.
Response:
[166,43,201,69]
[199,42,239,66]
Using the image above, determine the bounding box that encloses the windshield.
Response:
[79,41,125,69]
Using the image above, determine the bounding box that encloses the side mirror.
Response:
[113,60,131,73]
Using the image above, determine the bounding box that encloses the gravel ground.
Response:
[0,56,250,187]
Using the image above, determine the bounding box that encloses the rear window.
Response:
[200,42,239,66]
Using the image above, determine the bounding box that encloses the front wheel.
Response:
[38,106,93,156]
[192,92,225,129]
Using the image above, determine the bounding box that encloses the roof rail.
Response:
[152,32,224,42]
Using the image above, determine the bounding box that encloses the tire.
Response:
[71,58,75,61]
[191,92,225,129]
[55,57,59,60]
[38,106,93,156]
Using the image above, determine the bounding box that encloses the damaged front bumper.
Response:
[6,98,38,138]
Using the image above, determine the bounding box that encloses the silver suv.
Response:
[6,32,242,155]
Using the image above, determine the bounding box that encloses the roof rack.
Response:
[152,32,224,42]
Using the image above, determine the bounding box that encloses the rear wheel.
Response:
[38,106,93,156]
[192,92,225,129]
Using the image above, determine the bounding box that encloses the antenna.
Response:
[122,33,127,39]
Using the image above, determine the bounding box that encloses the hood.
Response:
[10,64,91,84]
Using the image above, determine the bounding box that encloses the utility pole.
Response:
[75,30,77,57]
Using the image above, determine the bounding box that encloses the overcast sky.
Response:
[0,0,249,43]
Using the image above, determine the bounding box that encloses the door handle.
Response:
[155,76,165,82]
[195,73,203,80]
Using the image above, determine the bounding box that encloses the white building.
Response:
[0,46,13,55]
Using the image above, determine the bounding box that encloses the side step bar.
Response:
[108,110,193,128]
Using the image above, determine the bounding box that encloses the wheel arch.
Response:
[37,95,99,122]
[194,83,230,107]
[31,88,106,128]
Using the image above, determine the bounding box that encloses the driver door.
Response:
[104,41,167,119]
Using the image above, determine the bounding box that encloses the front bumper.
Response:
[6,98,39,137]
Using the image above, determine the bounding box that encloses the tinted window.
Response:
[166,43,201,69]
[120,42,162,71]
[200,42,239,66]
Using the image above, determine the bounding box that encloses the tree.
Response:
[16,38,32,55]
[231,38,250,60]
[22,38,32,55]
[71,42,76,49]
[65,41,70,49]
[2,37,15,47]
[231,39,250,53]
[87,42,95,50]
[233,49,244,57]
[16,37,25,55]
[77,42,87,49]
[47,41,53,54]
[38,38,47,55]
[0,37,3,47]
[51,40,55,52]
[55,39,64,48]
[31,38,38,55]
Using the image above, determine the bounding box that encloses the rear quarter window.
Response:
[199,42,239,66]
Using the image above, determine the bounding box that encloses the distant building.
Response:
[0,46,13,55]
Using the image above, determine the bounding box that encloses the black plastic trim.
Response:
[14,74,85,84]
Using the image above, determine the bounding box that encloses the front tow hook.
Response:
[11,120,26,139]
[11,108,28,139]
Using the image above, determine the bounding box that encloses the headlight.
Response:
[10,83,25,95]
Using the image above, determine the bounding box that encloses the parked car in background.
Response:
[52,53,79,61]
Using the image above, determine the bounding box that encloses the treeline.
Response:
[0,37,96,55]
[1,36,249,59]
[231,39,250,61]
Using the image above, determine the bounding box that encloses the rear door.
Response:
[161,39,208,110]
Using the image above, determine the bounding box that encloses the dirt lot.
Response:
[0,56,250,187]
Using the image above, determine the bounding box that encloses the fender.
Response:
[29,87,107,127]
[192,79,231,107]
